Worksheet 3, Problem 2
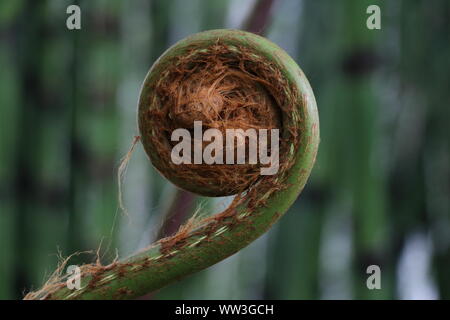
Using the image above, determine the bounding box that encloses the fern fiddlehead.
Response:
[26,29,319,300]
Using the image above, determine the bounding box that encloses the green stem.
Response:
[27,30,319,300]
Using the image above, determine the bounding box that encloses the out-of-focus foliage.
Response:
[0,0,448,300]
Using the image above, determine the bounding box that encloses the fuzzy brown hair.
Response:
[140,42,291,196]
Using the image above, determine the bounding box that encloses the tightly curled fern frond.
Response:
[26,29,319,300]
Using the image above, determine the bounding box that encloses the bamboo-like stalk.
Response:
[26,29,319,300]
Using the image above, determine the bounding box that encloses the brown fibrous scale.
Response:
[140,42,294,196]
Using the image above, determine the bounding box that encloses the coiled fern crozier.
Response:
[26,29,319,300]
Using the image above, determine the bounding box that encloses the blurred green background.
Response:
[0,0,449,300]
